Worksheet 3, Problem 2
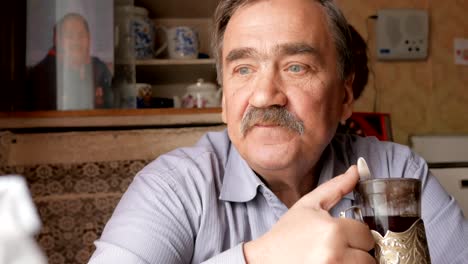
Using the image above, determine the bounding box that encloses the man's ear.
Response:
[221,89,227,124]
[340,73,355,123]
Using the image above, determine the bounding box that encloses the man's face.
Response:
[221,0,353,177]
[56,17,90,66]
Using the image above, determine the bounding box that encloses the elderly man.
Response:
[28,13,113,110]
[89,0,468,263]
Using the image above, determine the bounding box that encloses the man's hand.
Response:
[243,166,375,263]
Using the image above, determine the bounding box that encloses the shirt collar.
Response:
[219,145,263,202]
[219,137,355,202]
[316,142,355,201]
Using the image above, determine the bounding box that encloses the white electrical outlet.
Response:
[454,38,468,65]
[376,9,429,60]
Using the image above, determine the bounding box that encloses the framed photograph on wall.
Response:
[26,0,114,110]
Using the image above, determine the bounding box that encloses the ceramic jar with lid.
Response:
[132,6,155,59]
[182,79,222,108]
[115,6,155,60]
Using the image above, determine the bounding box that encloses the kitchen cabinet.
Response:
[134,5,219,99]
[136,58,217,97]
[0,0,223,130]
[116,0,222,124]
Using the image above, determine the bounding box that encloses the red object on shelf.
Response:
[339,112,393,141]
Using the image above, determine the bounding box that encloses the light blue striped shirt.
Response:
[89,130,468,263]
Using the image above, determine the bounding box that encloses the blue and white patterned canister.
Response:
[167,26,199,59]
[132,7,155,59]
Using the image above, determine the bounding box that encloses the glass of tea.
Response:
[354,178,432,264]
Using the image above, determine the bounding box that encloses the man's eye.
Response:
[287,64,305,73]
[237,67,251,75]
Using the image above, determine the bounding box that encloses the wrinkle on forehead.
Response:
[225,42,325,66]
[222,1,332,56]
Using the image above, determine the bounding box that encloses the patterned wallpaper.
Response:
[337,0,468,144]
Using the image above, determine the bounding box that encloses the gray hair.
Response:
[211,0,353,85]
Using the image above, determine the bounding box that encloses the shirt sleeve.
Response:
[200,243,247,264]
[88,171,196,264]
[412,154,468,263]
[88,165,249,264]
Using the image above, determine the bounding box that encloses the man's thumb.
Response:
[298,165,359,211]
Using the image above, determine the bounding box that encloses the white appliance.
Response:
[411,135,468,218]
[376,9,429,60]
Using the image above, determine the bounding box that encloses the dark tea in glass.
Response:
[363,215,420,236]
[355,178,431,264]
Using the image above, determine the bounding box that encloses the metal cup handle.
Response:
[339,205,364,223]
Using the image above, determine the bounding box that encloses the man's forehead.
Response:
[224,42,323,64]
[62,17,85,28]
[223,0,329,44]
[222,3,331,59]
[58,16,89,35]
[229,0,324,21]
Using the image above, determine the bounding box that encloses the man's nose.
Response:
[249,69,287,108]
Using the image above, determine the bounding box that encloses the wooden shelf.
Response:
[136,58,215,66]
[136,60,217,85]
[0,108,223,130]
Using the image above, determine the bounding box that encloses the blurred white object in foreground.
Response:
[0,175,47,264]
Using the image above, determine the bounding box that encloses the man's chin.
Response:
[248,153,295,175]
[248,140,296,162]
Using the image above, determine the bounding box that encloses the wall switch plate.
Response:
[376,9,429,61]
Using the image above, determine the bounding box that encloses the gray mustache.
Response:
[240,106,304,136]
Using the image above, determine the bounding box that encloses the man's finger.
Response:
[341,218,375,251]
[298,165,359,211]
[344,248,376,264]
